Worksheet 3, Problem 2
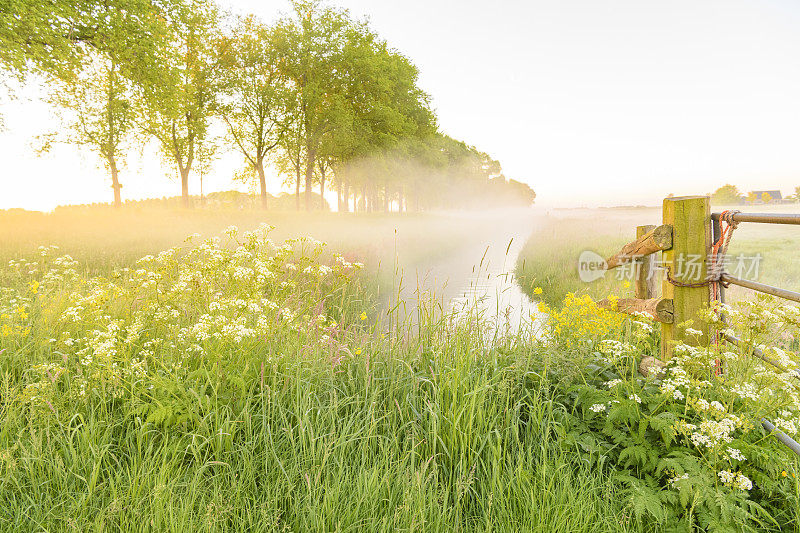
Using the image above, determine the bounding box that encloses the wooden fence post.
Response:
[661,196,711,360]
[635,225,657,300]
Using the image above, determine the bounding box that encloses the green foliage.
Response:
[711,184,744,206]
[36,52,135,206]
[2,0,536,211]
[0,230,634,531]
[135,0,226,207]
[0,0,174,79]
[542,296,800,532]
[515,217,632,306]
[220,15,290,207]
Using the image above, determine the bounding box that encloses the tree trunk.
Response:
[399,186,405,213]
[320,170,326,211]
[256,160,268,209]
[295,167,301,211]
[180,167,191,208]
[362,183,368,212]
[304,152,315,211]
[109,156,122,208]
[383,186,389,213]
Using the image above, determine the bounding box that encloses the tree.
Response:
[220,15,289,209]
[793,186,800,202]
[137,0,226,208]
[761,192,773,204]
[38,51,135,207]
[710,184,743,206]
[332,28,436,212]
[273,115,305,210]
[27,0,171,208]
[0,0,175,79]
[1,0,103,78]
[274,0,354,211]
[1,0,172,144]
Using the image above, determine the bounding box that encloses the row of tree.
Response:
[1,0,535,211]
[710,185,800,205]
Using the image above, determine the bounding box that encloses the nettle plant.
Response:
[546,293,800,532]
[1,225,368,424]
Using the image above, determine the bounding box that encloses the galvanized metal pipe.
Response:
[722,332,800,378]
[711,212,800,225]
[761,419,800,458]
[720,274,800,304]
[711,217,726,305]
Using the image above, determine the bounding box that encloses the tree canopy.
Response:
[1,0,536,211]
[710,184,743,206]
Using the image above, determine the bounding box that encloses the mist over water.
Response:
[386,207,542,332]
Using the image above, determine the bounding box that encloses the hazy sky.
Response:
[3,0,800,210]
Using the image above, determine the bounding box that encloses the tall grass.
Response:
[2,359,631,531]
[515,205,800,305]
[0,208,487,276]
[0,221,638,532]
[515,217,635,306]
[0,317,635,532]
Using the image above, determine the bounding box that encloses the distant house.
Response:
[747,190,786,204]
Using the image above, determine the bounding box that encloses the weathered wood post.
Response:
[635,225,657,300]
[661,196,711,360]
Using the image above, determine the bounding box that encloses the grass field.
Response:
[0,207,478,275]
[515,204,800,305]
[1,205,799,532]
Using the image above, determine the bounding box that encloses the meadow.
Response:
[515,204,800,306]
[1,206,800,532]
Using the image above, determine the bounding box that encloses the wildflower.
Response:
[629,394,642,404]
[533,287,543,295]
[605,379,623,388]
[589,403,606,413]
[726,447,746,462]
[718,470,735,484]
[734,473,752,491]
[782,471,788,477]
[668,473,689,488]
[775,418,798,434]
[28,280,39,294]
[360,312,367,321]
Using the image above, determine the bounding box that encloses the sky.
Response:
[2,0,800,210]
